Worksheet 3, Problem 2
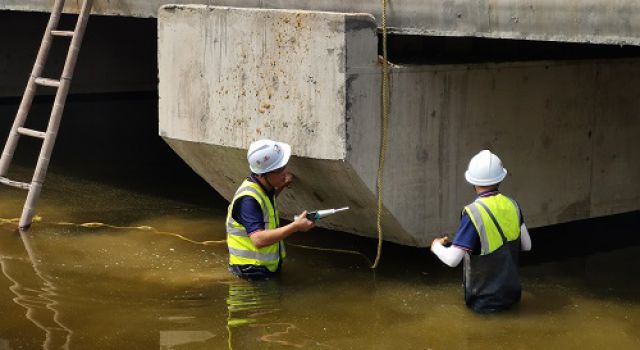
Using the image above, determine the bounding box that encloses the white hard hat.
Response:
[464,150,508,186]
[247,139,292,174]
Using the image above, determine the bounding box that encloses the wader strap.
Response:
[475,200,508,244]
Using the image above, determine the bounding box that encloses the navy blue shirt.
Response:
[231,175,276,235]
[452,190,523,255]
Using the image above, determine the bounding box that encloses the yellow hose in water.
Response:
[2,218,371,265]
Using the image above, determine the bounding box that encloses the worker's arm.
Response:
[431,213,476,267]
[250,211,314,248]
[431,237,466,267]
[520,223,532,251]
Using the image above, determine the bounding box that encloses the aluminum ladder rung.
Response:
[0,176,31,190]
[34,77,61,88]
[17,127,46,140]
[51,30,75,37]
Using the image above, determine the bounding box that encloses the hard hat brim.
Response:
[464,168,507,186]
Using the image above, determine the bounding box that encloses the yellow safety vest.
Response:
[463,194,521,255]
[226,179,286,272]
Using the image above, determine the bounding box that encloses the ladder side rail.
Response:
[20,0,94,228]
[0,0,67,177]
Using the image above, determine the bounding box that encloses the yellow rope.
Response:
[372,0,390,269]
[64,221,228,245]
[3,218,368,262]
[0,216,41,225]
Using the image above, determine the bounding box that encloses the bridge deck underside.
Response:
[3,0,640,46]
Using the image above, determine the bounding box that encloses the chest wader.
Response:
[463,195,522,313]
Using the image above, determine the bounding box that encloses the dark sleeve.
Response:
[231,196,266,235]
[452,211,481,254]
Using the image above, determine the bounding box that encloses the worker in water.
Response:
[430,150,532,313]
[227,139,315,280]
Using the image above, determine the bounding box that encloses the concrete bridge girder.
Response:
[4,0,640,46]
[158,5,640,245]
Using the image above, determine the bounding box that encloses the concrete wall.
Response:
[159,5,640,246]
[4,1,640,46]
[158,5,367,160]
[159,6,411,243]
[365,61,640,238]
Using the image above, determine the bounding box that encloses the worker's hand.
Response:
[294,210,315,232]
[431,236,450,251]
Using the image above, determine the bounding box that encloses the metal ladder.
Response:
[0,0,93,229]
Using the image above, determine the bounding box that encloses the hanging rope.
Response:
[371,0,390,269]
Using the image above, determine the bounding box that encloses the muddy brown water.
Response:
[1,166,639,350]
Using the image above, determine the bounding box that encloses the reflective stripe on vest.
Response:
[463,194,520,255]
[226,179,285,272]
[228,246,280,262]
[226,186,270,236]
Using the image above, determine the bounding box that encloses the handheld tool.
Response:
[295,207,349,221]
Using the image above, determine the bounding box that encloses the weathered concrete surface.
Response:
[369,61,640,239]
[159,5,640,246]
[158,6,412,242]
[162,140,409,243]
[158,5,362,160]
[5,1,640,46]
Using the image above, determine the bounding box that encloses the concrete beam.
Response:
[158,5,365,160]
[4,1,640,46]
[159,5,640,246]
[159,6,413,243]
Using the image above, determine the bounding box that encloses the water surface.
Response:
[1,167,639,349]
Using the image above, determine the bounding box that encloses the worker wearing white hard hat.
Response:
[430,150,532,313]
[226,139,314,280]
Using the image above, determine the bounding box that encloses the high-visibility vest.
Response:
[462,193,523,313]
[226,179,286,272]
[463,193,521,255]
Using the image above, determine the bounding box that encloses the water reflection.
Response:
[0,225,72,349]
[225,277,341,349]
[159,330,216,349]
[226,279,281,348]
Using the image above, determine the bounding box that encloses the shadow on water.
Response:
[522,210,640,264]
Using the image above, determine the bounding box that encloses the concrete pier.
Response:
[158,5,640,245]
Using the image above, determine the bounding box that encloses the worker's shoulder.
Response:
[499,193,521,207]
